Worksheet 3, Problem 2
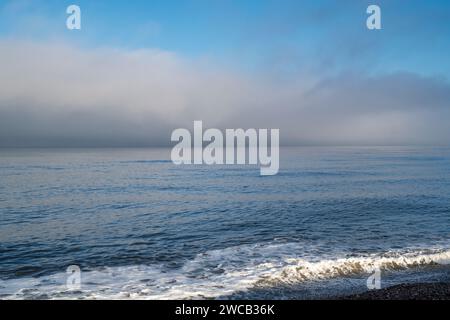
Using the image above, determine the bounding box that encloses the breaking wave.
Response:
[1,242,449,300]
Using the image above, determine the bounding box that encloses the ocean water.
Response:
[0,147,449,299]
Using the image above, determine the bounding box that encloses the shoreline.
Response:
[338,282,450,300]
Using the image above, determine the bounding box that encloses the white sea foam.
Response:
[1,243,449,300]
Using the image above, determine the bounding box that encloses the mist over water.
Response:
[0,147,449,299]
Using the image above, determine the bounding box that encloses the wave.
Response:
[1,243,449,300]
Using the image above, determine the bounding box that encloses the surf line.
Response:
[171,121,279,176]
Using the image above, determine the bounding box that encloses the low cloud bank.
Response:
[0,40,449,147]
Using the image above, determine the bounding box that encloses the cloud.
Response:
[0,39,449,147]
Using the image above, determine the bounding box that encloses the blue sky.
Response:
[1,0,450,76]
[1,1,450,146]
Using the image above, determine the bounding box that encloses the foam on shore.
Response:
[1,243,449,300]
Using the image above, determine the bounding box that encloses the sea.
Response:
[0,147,449,299]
